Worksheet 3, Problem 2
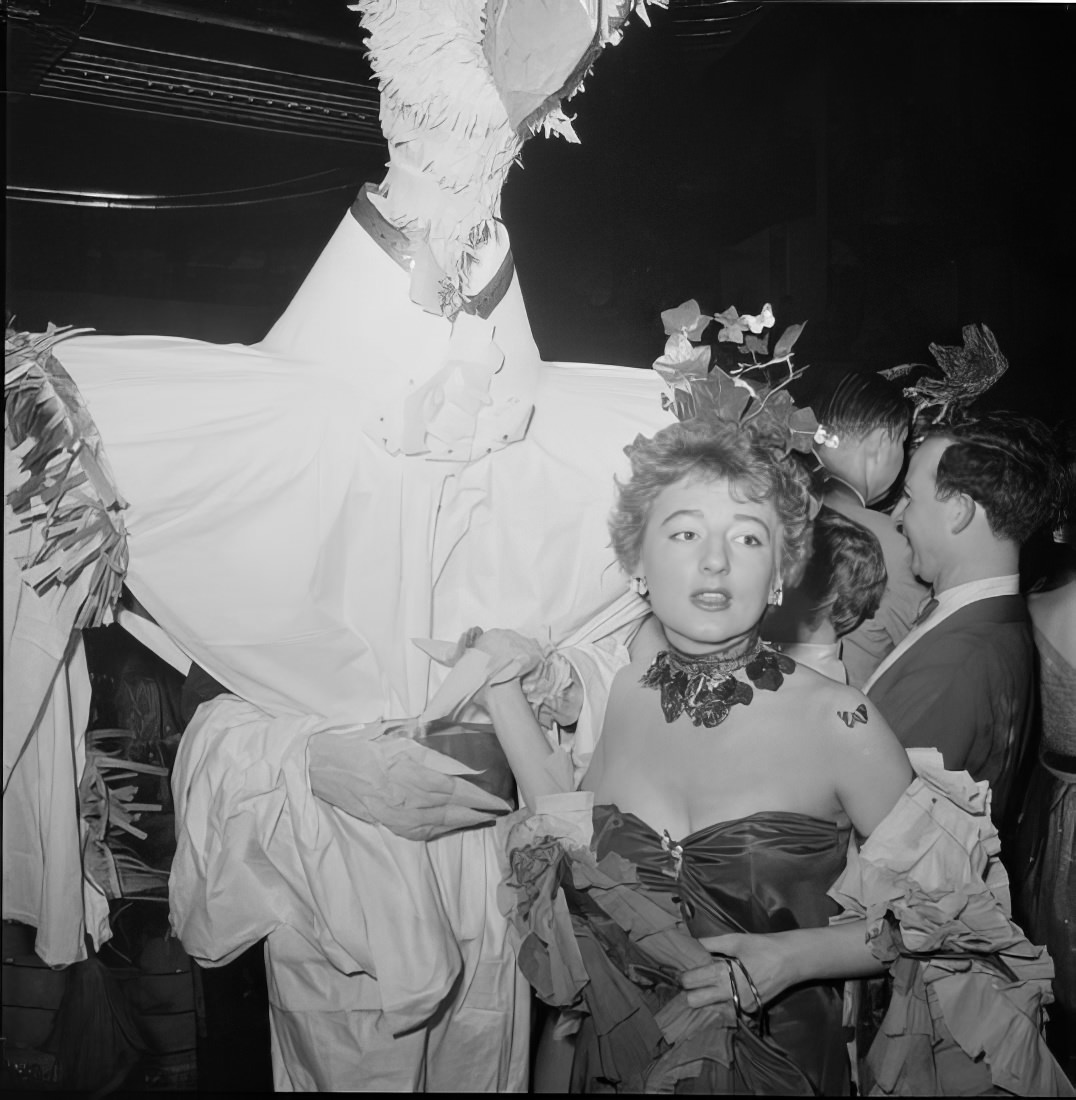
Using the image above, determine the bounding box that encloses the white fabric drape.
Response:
[46,210,671,1087]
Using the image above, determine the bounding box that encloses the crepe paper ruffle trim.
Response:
[827,750,1070,1096]
[351,0,648,314]
[498,809,791,1092]
[5,324,129,630]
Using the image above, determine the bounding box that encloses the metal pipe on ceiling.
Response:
[87,0,365,51]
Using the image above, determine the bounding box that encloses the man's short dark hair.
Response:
[932,412,1063,544]
[815,372,910,441]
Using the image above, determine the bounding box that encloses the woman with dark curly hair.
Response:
[764,504,889,683]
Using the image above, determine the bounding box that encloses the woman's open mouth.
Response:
[690,589,732,611]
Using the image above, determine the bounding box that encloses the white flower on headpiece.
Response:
[814,425,840,449]
[714,303,776,344]
[742,304,776,334]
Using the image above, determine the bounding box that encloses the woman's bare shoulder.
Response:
[776,666,910,830]
[627,614,665,664]
[783,660,862,706]
[598,663,647,738]
[779,664,896,742]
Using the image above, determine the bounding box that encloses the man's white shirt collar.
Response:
[863,574,1020,695]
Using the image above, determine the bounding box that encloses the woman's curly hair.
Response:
[794,506,888,637]
[609,418,816,585]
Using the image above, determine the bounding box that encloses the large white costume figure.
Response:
[4,0,673,1089]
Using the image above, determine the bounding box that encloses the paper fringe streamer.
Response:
[80,729,170,901]
[6,323,129,630]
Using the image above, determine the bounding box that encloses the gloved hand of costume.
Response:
[308,724,512,841]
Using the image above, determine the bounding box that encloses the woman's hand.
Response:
[466,628,583,727]
[682,923,884,1009]
[680,932,803,1012]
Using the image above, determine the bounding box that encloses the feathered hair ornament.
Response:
[652,299,823,458]
[879,322,1009,428]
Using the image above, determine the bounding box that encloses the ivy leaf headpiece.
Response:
[652,299,821,457]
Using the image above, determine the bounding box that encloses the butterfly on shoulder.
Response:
[837,703,868,728]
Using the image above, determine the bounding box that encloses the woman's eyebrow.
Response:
[732,513,770,530]
[659,508,704,526]
[658,509,771,532]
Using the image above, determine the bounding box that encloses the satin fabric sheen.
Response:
[574,805,852,1094]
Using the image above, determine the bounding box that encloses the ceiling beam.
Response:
[87,0,365,51]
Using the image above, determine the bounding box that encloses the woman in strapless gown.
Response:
[565,804,853,1093]
[474,415,915,1093]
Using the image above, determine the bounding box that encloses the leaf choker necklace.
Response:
[640,641,796,729]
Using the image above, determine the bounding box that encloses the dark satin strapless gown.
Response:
[568,805,852,1094]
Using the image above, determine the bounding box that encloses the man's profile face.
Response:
[868,426,909,504]
[893,435,952,585]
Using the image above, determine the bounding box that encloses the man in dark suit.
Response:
[865,413,1059,824]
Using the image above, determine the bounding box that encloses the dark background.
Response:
[6,1,1074,422]
[3,6,1072,1089]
